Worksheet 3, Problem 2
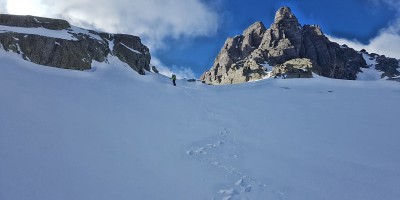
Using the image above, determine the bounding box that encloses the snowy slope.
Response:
[357,53,383,81]
[1,50,400,200]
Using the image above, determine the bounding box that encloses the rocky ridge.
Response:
[0,14,151,74]
[201,7,400,84]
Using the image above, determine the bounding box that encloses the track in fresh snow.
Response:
[182,88,285,200]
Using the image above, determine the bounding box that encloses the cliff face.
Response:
[0,14,151,74]
[201,7,398,85]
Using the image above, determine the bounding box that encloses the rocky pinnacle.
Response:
[201,6,371,85]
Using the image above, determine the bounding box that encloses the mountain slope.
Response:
[1,49,399,200]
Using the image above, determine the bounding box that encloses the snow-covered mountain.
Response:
[0,14,152,74]
[1,41,400,200]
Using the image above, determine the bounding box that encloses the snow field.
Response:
[1,50,400,200]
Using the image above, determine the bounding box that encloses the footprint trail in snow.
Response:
[182,89,284,199]
[186,128,285,200]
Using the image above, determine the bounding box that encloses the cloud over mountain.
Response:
[329,0,400,58]
[0,0,219,50]
[0,0,219,77]
[151,57,196,79]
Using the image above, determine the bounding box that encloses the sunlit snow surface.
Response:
[0,50,399,200]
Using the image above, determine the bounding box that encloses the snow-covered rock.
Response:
[0,14,151,74]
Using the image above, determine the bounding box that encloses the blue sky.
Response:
[1,0,399,78]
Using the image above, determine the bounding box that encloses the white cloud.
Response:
[151,57,196,79]
[328,0,400,58]
[1,0,219,50]
[0,1,6,13]
[4,0,47,16]
[328,19,400,58]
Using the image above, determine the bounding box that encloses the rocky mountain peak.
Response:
[303,25,324,35]
[243,21,266,36]
[201,6,398,85]
[274,6,298,24]
[240,21,266,58]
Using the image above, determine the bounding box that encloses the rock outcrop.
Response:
[0,14,151,74]
[0,14,70,30]
[375,55,400,78]
[271,58,315,79]
[201,6,376,84]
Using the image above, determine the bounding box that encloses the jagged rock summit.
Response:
[0,14,152,74]
[201,6,399,84]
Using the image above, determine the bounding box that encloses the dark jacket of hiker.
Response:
[171,74,177,86]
